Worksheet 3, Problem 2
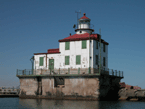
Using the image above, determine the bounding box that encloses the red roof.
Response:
[80,13,90,20]
[47,48,60,54]
[59,33,109,45]
[34,53,47,55]
[34,48,60,55]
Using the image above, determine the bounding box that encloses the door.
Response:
[54,77,65,97]
[49,59,54,72]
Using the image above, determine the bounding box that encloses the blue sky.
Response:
[0,0,145,88]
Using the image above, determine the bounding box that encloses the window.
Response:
[82,40,87,49]
[76,55,81,65]
[65,56,69,65]
[54,77,64,87]
[39,57,43,66]
[80,21,83,23]
[96,55,98,65]
[80,31,82,33]
[103,57,105,66]
[65,42,70,50]
[96,41,98,49]
[103,43,105,52]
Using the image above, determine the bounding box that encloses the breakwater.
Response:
[0,87,19,97]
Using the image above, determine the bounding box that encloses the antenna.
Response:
[75,10,81,28]
[99,28,101,35]
[80,10,81,19]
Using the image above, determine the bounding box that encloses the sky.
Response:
[0,0,145,88]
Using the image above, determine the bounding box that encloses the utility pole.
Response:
[99,29,101,75]
[30,56,34,75]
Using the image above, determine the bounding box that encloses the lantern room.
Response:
[75,13,94,34]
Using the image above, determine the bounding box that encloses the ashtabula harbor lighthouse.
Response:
[17,13,124,100]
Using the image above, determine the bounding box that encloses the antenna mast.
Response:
[75,10,81,28]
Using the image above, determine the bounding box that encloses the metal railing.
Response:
[16,69,32,75]
[108,69,123,77]
[16,68,123,77]
[16,68,90,75]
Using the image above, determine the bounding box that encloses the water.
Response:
[0,98,145,109]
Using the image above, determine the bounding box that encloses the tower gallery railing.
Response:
[16,68,123,77]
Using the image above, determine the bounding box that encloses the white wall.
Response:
[34,40,108,70]
[34,54,47,70]
[76,30,91,34]
[93,40,108,70]
[59,40,90,69]
[34,54,60,70]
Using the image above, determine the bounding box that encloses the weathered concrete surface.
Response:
[62,78,99,98]
[99,76,121,100]
[19,78,38,96]
[42,78,54,96]
[18,75,122,100]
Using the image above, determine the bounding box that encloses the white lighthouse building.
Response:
[17,13,123,100]
[34,13,109,74]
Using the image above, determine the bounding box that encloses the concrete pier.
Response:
[17,73,123,100]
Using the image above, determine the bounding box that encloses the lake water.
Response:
[0,98,145,109]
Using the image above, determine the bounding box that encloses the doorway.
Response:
[49,59,54,72]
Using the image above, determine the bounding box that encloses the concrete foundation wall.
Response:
[18,75,122,100]
[99,76,121,100]
[19,78,38,95]
[62,78,99,97]
[42,78,54,96]
[19,77,99,98]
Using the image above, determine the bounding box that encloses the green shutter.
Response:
[96,55,98,65]
[65,56,69,65]
[82,40,86,49]
[39,57,43,66]
[76,55,81,65]
[65,42,70,50]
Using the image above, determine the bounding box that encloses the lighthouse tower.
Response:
[75,13,94,34]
